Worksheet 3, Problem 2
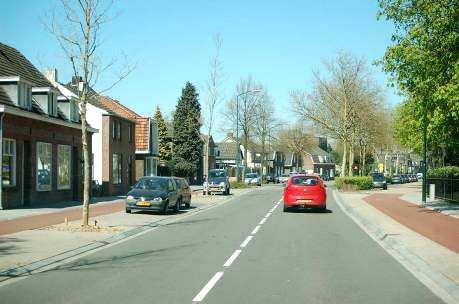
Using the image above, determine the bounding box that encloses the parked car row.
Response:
[390,174,419,184]
[125,176,191,214]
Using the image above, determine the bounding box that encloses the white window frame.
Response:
[57,145,71,190]
[36,142,52,191]
[18,82,32,110]
[2,138,16,187]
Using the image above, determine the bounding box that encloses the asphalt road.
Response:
[0,185,444,304]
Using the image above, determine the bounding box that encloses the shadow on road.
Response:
[286,208,333,214]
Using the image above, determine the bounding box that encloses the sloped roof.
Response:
[216,141,239,160]
[99,95,154,152]
[0,43,52,87]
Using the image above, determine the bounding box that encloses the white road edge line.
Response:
[265,212,272,218]
[240,235,253,248]
[251,225,261,235]
[259,218,267,225]
[223,250,242,267]
[192,271,224,302]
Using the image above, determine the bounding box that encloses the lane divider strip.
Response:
[223,250,242,267]
[251,225,261,235]
[192,271,224,302]
[240,235,253,248]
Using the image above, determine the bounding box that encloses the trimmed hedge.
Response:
[335,176,373,191]
[428,166,459,178]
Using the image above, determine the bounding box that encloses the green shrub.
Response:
[386,176,392,184]
[428,166,459,178]
[230,181,249,189]
[335,176,373,191]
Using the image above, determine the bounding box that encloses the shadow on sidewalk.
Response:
[6,196,124,211]
[0,237,25,257]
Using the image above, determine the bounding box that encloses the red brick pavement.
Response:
[0,200,124,236]
[364,193,459,253]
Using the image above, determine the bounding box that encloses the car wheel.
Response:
[174,199,181,212]
[126,208,131,214]
[227,187,231,195]
[185,201,190,208]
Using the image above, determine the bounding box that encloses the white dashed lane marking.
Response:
[223,250,242,267]
[251,225,261,235]
[192,272,224,302]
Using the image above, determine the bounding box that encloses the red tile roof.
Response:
[98,96,151,152]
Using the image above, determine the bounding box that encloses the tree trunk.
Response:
[81,99,90,226]
[340,141,347,177]
[204,135,210,194]
[348,144,354,177]
[362,146,366,176]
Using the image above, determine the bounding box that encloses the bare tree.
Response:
[45,0,135,226]
[223,77,260,179]
[291,52,378,177]
[204,34,223,194]
[275,123,314,171]
[254,88,278,181]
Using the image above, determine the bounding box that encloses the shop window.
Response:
[145,157,158,176]
[57,145,71,190]
[37,142,52,191]
[2,139,16,186]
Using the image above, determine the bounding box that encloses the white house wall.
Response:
[86,103,106,184]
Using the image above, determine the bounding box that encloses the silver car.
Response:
[244,173,261,186]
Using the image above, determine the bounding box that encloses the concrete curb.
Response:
[0,188,256,284]
[332,189,459,304]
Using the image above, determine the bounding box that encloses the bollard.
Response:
[64,217,68,225]
[429,184,435,201]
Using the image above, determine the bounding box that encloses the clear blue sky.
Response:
[0,0,400,140]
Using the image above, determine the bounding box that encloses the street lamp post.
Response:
[235,89,261,182]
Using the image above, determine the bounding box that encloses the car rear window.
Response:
[292,176,318,186]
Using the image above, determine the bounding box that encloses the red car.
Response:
[283,174,327,212]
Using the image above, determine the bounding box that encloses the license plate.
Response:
[136,201,151,207]
[297,199,312,204]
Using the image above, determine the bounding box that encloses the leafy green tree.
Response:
[378,0,459,164]
[172,82,203,179]
[154,106,172,161]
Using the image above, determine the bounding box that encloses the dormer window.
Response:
[70,100,80,122]
[18,82,32,110]
[48,91,57,117]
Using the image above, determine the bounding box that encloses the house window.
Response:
[128,124,132,142]
[37,142,52,191]
[18,83,32,110]
[2,139,16,186]
[117,121,121,140]
[145,157,157,176]
[57,145,71,190]
[70,100,79,122]
[112,120,116,139]
[48,92,57,117]
[112,153,122,184]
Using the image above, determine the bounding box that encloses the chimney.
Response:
[71,75,82,86]
[44,68,58,83]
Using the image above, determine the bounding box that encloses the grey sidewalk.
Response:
[333,187,459,304]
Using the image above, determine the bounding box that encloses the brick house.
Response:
[200,134,216,182]
[56,76,137,196]
[98,96,158,183]
[0,43,96,209]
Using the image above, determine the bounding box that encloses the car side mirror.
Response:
[324,184,327,188]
